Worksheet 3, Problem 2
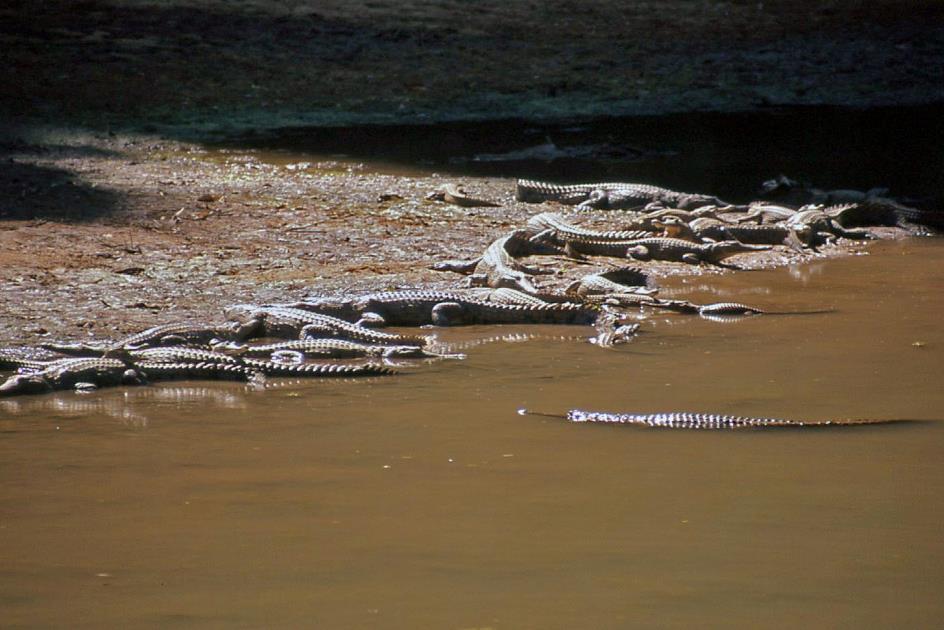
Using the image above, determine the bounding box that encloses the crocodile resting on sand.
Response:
[0,351,397,396]
[518,409,915,430]
[516,179,737,211]
[283,289,599,327]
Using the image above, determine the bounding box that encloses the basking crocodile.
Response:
[225,305,430,346]
[283,289,597,327]
[432,229,553,293]
[0,358,144,396]
[128,346,245,365]
[41,321,237,357]
[526,212,653,245]
[516,179,738,211]
[134,360,256,383]
[681,217,807,251]
[784,207,876,247]
[214,338,444,360]
[565,268,655,298]
[759,177,943,229]
[733,203,799,224]
[238,359,394,378]
[518,408,912,430]
[426,183,500,208]
[618,237,769,264]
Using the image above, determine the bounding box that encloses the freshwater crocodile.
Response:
[526,212,654,246]
[213,338,440,360]
[519,408,912,430]
[432,229,552,293]
[516,179,738,211]
[680,217,807,251]
[426,183,500,208]
[41,321,237,357]
[225,305,430,346]
[759,177,944,229]
[565,268,656,298]
[283,290,597,327]
[784,207,877,247]
[0,358,144,396]
[621,237,769,264]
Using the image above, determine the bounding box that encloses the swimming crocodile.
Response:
[516,179,738,211]
[519,408,913,429]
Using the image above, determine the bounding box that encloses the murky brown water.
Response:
[2,238,943,628]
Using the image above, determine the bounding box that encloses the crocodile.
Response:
[0,346,63,370]
[759,175,891,207]
[821,201,944,231]
[515,179,739,211]
[134,360,257,383]
[733,203,799,224]
[128,359,395,385]
[432,229,553,293]
[783,207,877,247]
[41,321,237,357]
[238,359,395,378]
[126,346,246,366]
[0,358,144,397]
[681,217,807,251]
[426,183,500,208]
[282,289,597,327]
[565,268,656,298]
[225,305,430,346]
[590,323,641,348]
[619,237,770,264]
[759,177,943,229]
[213,338,443,360]
[518,408,913,430]
[526,212,654,246]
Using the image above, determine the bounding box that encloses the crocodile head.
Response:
[224,304,262,323]
[0,373,52,396]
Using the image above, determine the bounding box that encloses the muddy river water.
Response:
[1,235,942,627]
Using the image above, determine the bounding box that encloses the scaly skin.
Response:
[686,217,804,248]
[129,347,245,364]
[113,321,237,349]
[520,408,911,429]
[215,338,437,359]
[630,237,770,263]
[240,359,395,378]
[135,361,255,383]
[0,358,143,396]
[516,179,734,210]
[433,230,553,293]
[526,212,653,243]
[40,322,237,357]
[427,183,500,207]
[278,289,593,327]
[225,305,430,346]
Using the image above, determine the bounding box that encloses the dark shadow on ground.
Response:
[220,105,944,204]
[0,160,124,221]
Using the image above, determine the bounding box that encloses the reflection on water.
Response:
[1,239,943,628]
